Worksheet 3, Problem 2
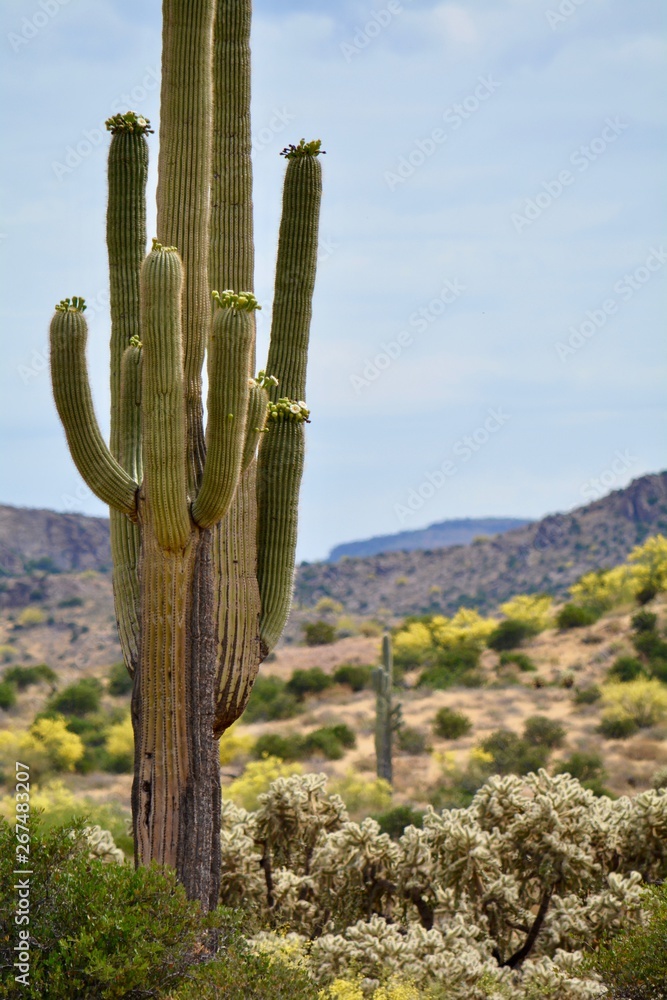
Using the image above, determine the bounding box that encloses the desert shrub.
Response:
[57,595,84,608]
[336,615,359,638]
[499,651,537,672]
[286,667,334,699]
[303,620,337,646]
[556,603,601,629]
[570,566,636,614]
[373,804,424,839]
[499,593,553,632]
[329,772,392,817]
[333,663,372,692]
[242,675,301,723]
[607,656,645,683]
[479,729,549,775]
[314,597,344,616]
[598,715,639,739]
[0,681,17,710]
[0,717,85,778]
[0,818,238,1000]
[522,715,566,749]
[48,678,102,717]
[0,644,19,662]
[252,725,356,763]
[417,646,480,689]
[104,715,134,772]
[252,732,306,761]
[304,728,348,761]
[486,618,537,651]
[590,881,667,999]
[359,620,382,637]
[573,684,602,705]
[601,677,667,729]
[628,534,667,601]
[219,722,255,766]
[225,756,303,811]
[631,610,658,634]
[107,660,133,696]
[554,752,609,796]
[16,606,46,627]
[396,726,429,755]
[433,707,472,740]
[3,663,57,689]
[393,611,494,673]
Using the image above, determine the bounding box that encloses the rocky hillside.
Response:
[328,517,532,561]
[0,506,110,576]
[294,472,667,620]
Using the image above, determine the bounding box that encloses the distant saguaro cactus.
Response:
[49,1,323,909]
[373,634,402,783]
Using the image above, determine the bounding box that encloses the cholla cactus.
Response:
[49,1,323,908]
[218,770,666,994]
[79,825,125,865]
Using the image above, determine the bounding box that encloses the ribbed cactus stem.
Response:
[49,304,138,517]
[192,298,254,528]
[242,383,269,472]
[373,633,398,784]
[256,145,323,653]
[157,0,215,492]
[140,242,190,551]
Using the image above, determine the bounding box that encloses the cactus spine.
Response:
[373,634,401,784]
[49,0,323,909]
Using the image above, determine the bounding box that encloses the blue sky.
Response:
[1,0,665,561]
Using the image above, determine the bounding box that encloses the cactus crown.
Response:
[251,370,280,390]
[54,296,87,313]
[150,237,179,254]
[212,289,262,312]
[105,111,154,135]
[280,138,325,159]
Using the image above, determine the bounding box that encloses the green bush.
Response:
[598,715,639,739]
[285,667,333,700]
[107,661,133,696]
[554,752,609,795]
[556,604,600,629]
[333,662,372,691]
[499,651,537,672]
[631,610,658,634]
[57,596,84,608]
[242,676,301,723]
[573,684,601,705]
[48,678,102,717]
[302,620,336,646]
[0,819,225,999]
[607,656,645,683]
[58,713,116,773]
[251,732,305,761]
[479,729,549,775]
[417,646,480,689]
[252,724,355,763]
[396,726,429,754]
[522,715,566,749]
[373,804,424,839]
[3,663,57,690]
[590,882,667,998]
[487,618,537,651]
[433,707,472,740]
[303,727,347,760]
[0,681,17,711]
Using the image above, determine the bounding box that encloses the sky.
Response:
[0,0,665,562]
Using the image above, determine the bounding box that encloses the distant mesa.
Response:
[328,518,532,562]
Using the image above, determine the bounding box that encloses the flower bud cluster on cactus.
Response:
[54,296,86,313]
[105,111,154,135]
[268,397,311,424]
[218,769,667,996]
[212,288,262,312]
[281,138,326,159]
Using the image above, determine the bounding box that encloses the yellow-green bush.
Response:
[17,606,46,627]
[499,594,554,632]
[104,715,134,772]
[329,772,392,818]
[225,755,303,810]
[219,721,255,765]
[629,534,667,598]
[601,677,667,729]
[570,566,635,611]
[0,717,84,778]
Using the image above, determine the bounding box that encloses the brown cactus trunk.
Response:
[131,518,221,909]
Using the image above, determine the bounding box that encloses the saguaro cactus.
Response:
[373,634,402,784]
[49,0,323,910]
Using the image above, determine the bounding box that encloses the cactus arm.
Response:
[49,301,138,517]
[106,116,148,677]
[140,242,190,551]
[192,294,256,529]
[256,142,323,653]
[157,0,215,493]
[241,383,269,473]
[373,633,395,784]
